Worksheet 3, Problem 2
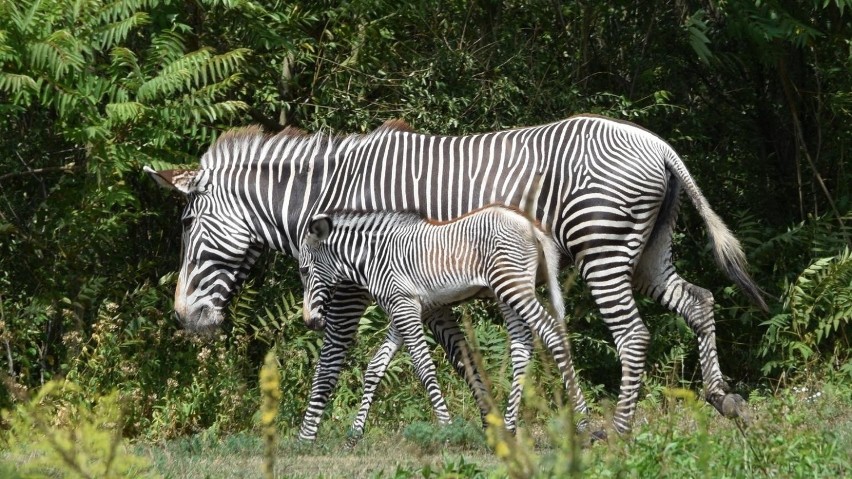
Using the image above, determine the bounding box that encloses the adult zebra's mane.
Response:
[198,125,346,170]
[199,119,416,171]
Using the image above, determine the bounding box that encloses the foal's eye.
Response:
[299,266,309,276]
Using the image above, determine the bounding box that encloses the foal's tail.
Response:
[534,228,566,323]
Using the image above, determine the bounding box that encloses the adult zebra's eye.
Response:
[182,216,194,229]
[299,266,309,276]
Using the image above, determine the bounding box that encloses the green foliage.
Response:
[401,419,485,455]
[0,380,158,478]
[379,457,491,479]
[259,350,280,479]
[761,247,852,377]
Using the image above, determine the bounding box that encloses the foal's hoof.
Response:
[344,436,361,449]
[590,429,608,443]
[345,428,364,448]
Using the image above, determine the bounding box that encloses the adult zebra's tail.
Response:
[662,147,769,312]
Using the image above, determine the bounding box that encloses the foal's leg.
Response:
[381,297,451,425]
[350,325,403,438]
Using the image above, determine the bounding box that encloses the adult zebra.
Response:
[146,115,767,439]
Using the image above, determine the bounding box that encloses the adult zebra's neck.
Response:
[201,126,357,257]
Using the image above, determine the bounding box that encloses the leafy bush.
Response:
[1,380,158,478]
[761,247,852,378]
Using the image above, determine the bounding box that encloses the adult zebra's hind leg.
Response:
[585,267,650,435]
[634,233,747,420]
[299,286,371,441]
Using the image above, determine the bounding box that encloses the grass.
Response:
[1,379,848,478]
[136,424,498,479]
[131,382,852,478]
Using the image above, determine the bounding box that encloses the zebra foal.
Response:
[299,205,588,437]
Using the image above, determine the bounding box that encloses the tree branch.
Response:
[0,163,78,182]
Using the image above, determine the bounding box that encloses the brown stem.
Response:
[777,58,850,245]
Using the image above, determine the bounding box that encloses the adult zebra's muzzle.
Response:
[174,303,225,334]
[303,297,327,331]
[304,306,327,331]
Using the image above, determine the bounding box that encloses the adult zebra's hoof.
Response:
[719,393,751,425]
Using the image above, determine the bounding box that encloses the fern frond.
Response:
[761,247,852,375]
[136,68,192,102]
[95,0,155,25]
[204,48,251,83]
[9,0,45,34]
[106,101,147,122]
[95,11,149,49]
[0,72,38,93]
[146,29,188,65]
[187,73,244,101]
[27,29,87,77]
[159,48,213,76]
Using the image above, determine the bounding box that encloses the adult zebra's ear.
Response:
[143,166,205,195]
[308,214,333,242]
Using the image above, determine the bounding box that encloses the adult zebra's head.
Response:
[145,166,261,333]
[299,214,338,331]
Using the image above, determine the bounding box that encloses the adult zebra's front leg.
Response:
[299,285,372,441]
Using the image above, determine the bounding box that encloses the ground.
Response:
[135,383,852,479]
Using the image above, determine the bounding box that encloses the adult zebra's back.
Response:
[146,115,766,438]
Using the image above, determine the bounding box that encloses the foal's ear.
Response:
[308,214,333,241]
[143,166,205,195]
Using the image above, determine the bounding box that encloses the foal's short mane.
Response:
[322,204,546,234]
